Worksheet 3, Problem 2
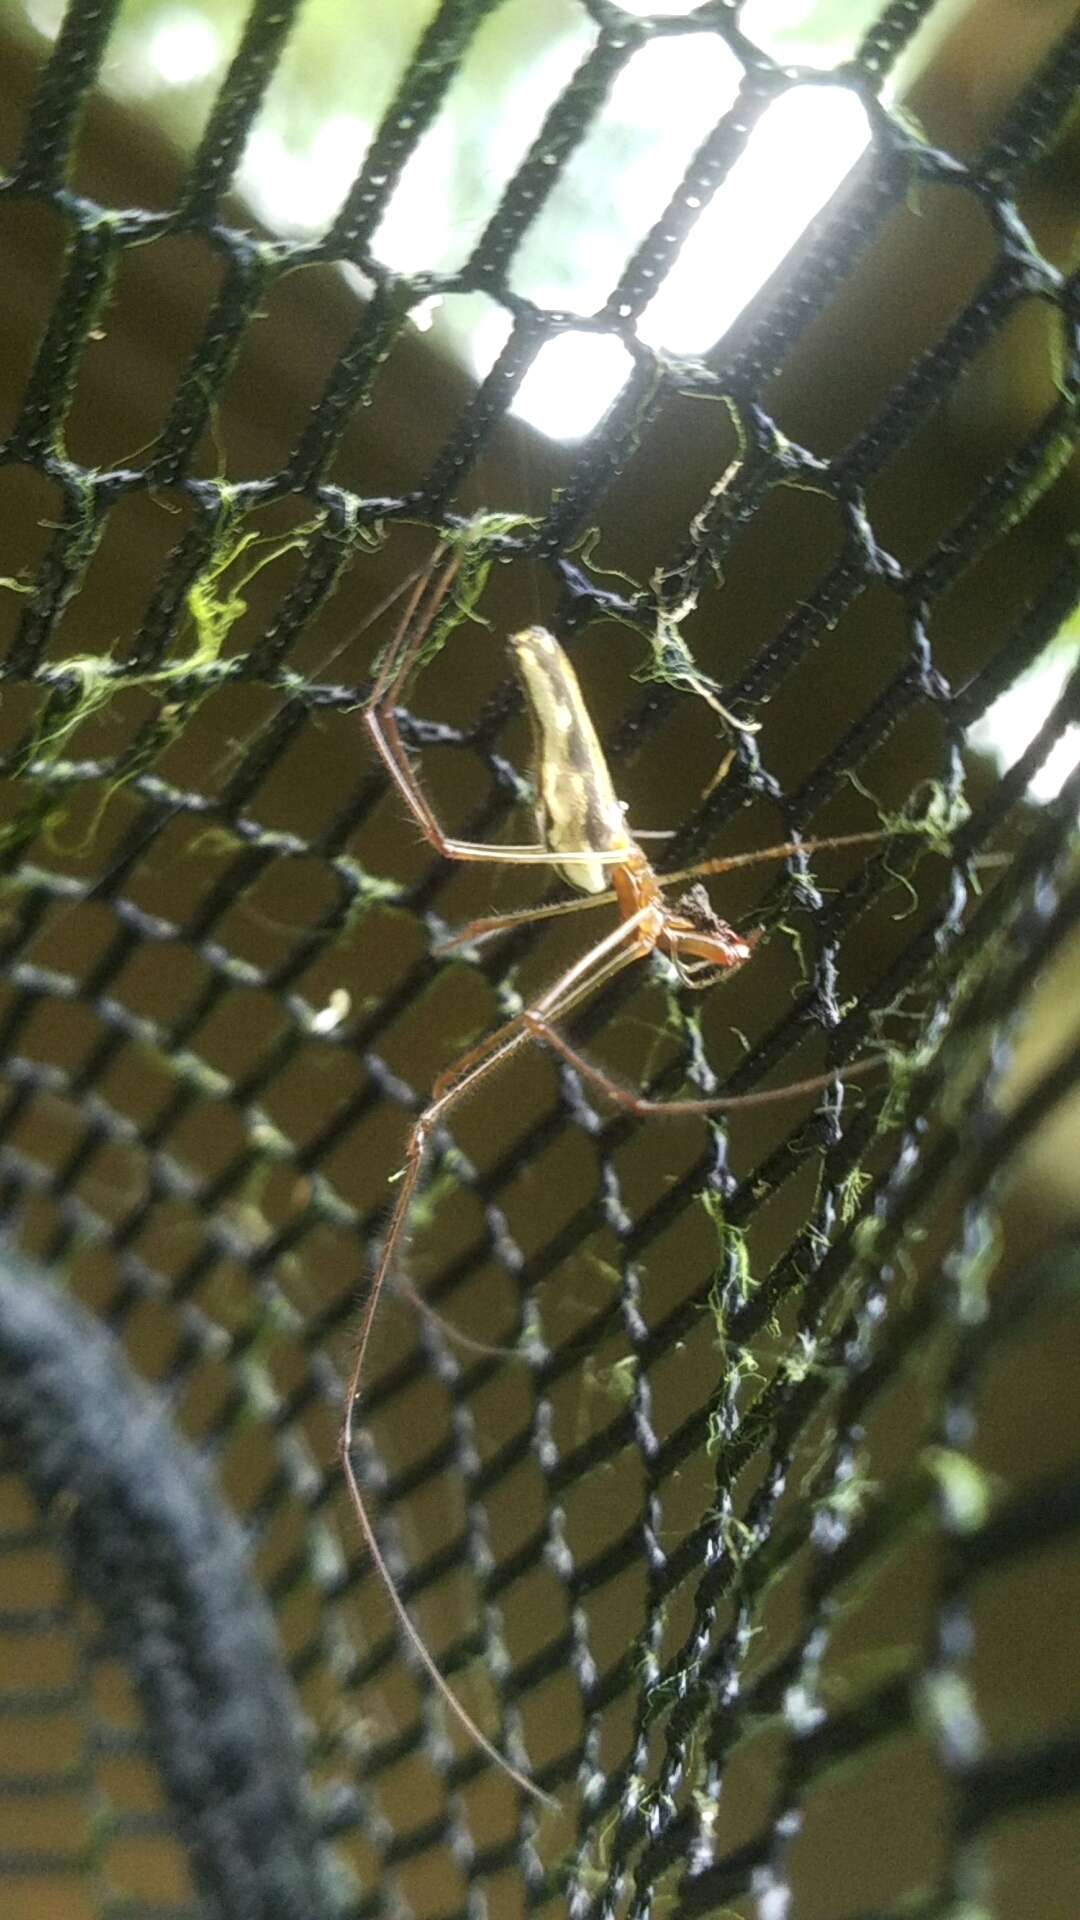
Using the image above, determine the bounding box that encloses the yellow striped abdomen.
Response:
[509,626,633,894]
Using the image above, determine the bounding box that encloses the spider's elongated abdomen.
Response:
[509,626,635,894]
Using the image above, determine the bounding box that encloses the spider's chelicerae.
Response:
[342,548,887,1803]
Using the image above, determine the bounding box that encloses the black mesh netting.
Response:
[0,3,1078,1917]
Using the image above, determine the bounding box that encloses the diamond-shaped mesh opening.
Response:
[0,4,1077,1918]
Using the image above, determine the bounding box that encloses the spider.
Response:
[341,547,887,1803]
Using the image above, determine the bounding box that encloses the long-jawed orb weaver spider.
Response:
[341,547,887,1804]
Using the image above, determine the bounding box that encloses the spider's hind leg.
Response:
[523,1007,881,1120]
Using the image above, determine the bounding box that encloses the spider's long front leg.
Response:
[365,567,634,873]
[340,909,651,1803]
[363,558,569,866]
[661,827,892,890]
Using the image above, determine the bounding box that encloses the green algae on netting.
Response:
[21,514,327,858]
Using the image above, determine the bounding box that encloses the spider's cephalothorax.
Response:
[664,882,761,987]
